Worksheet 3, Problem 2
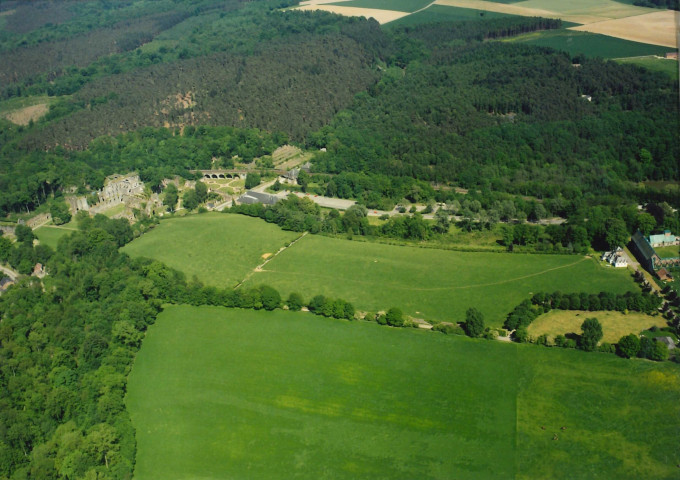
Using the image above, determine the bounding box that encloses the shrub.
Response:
[598,342,616,354]
[386,307,404,327]
[363,312,375,322]
[286,292,304,311]
[258,285,281,311]
[616,334,641,358]
[376,314,387,325]
[464,307,485,337]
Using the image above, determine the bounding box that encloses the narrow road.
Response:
[0,265,19,281]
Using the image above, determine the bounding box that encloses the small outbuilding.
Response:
[654,336,676,350]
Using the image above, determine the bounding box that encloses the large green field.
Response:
[123,214,638,326]
[243,231,636,325]
[127,305,680,479]
[616,56,679,80]
[121,213,300,288]
[506,29,674,59]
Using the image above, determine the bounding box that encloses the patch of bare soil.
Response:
[4,103,49,125]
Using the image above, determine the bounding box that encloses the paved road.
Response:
[0,265,19,281]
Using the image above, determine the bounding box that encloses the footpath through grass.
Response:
[244,232,636,326]
[121,213,300,287]
[127,305,680,479]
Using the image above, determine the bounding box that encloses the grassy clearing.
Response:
[244,228,636,326]
[121,213,300,287]
[127,305,680,480]
[505,29,674,58]
[654,245,680,258]
[329,0,433,12]
[527,309,668,343]
[33,223,78,250]
[616,56,679,80]
[387,4,515,27]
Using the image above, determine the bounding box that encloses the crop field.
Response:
[121,213,300,288]
[570,10,678,48]
[328,0,434,12]
[506,29,675,59]
[387,4,515,27]
[127,305,680,479]
[527,309,668,344]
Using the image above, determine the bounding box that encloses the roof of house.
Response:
[631,231,656,261]
[237,191,281,206]
[654,336,676,349]
[657,268,673,280]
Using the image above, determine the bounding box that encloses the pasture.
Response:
[127,305,680,479]
[527,309,668,344]
[122,214,638,326]
[244,232,637,326]
[121,213,300,288]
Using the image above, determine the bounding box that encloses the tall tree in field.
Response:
[578,318,603,351]
[464,307,485,337]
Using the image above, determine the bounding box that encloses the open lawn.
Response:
[127,305,680,479]
[243,226,637,326]
[505,29,674,58]
[527,309,668,344]
[123,214,639,326]
[654,245,680,258]
[33,224,78,250]
[121,213,300,288]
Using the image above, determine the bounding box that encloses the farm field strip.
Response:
[569,10,678,48]
[294,4,411,23]
[127,305,680,480]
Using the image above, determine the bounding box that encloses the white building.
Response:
[601,247,627,268]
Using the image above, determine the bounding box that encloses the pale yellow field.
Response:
[527,309,668,344]
[434,0,655,23]
[295,4,410,23]
[570,10,679,48]
[3,103,49,125]
[432,0,673,46]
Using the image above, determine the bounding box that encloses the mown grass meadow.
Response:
[121,213,300,287]
[244,231,637,326]
[122,214,638,326]
[127,305,680,479]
